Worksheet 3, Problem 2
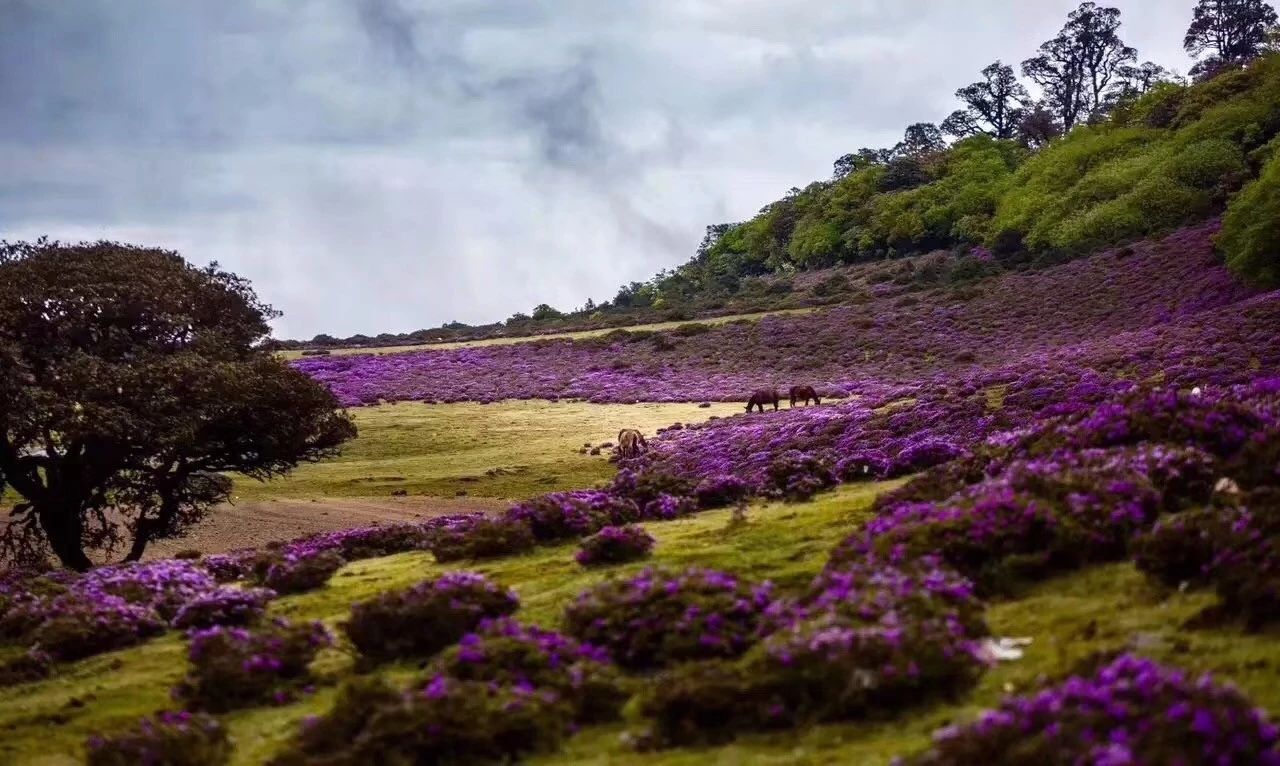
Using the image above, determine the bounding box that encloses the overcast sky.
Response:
[1,1,1196,339]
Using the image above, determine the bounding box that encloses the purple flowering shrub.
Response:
[906,654,1280,766]
[562,567,775,670]
[575,525,655,567]
[426,618,628,723]
[200,553,251,583]
[1133,506,1237,588]
[344,572,519,663]
[172,587,276,630]
[764,450,837,501]
[80,560,221,621]
[694,474,751,507]
[30,593,166,662]
[269,674,571,766]
[637,556,989,747]
[175,619,332,712]
[429,516,536,562]
[1202,492,1280,629]
[258,550,345,595]
[85,711,231,766]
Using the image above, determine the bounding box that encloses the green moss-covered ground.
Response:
[4,479,1279,765]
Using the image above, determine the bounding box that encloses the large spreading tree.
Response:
[0,240,356,570]
[1185,0,1279,77]
[1022,2,1136,131]
[941,61,1030,140]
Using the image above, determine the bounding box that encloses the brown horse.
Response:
[616,428,648,458]
[789,385,821,407]
[745,388,781,413]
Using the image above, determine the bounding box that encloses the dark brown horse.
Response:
[789,385,821,407]
[616,428,648,458]
[745,388,780,413]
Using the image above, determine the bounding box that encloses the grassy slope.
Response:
[5,482,1279,766]
[232,401,743,501]
[278,309,816,359]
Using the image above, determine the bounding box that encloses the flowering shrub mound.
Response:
[270,675,571,766]
[1201,491,1280,630]
[637,556,988,748]
[905,654,1280,766]
[79,560,220,622]
[86,712,231,766]
[800,555,988,639]
[430,517,536,562]
[504,490,632,543]
[345,572,519,663]
[1133,506,1236,588]
[172,587,275,630]
[575,525,655,567]
[833,441,1238,594]
[426,618,627,723]
[764,451,837,501]
[175,619,332,712]
[745,612,984,722]
[259,550,345,595]
[562,567,775,670]
[29,593,165,662]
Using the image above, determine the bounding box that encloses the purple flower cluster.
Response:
[909,654,1280,766]
[344,571,520,663]
[562,567,776,669]
[176,619,332,712]
[172,587,275,630]
[427,617,627,723]
[575,525,656,567]
[85,711,230,766]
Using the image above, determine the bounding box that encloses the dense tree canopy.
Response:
[1023,3,1136,131]
[1185,0,1279,76]
[0,241,356,570]
[942,62,1030,140]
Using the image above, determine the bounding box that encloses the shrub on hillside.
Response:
[86,712,231,766]
[200,553,250,583]
[426,618,628,723]
[270,675,571,766]
[575,525,655,567]
[904,654,1280,766]
[1133,506,1235,588]
[344,572,519,663]
[1206,492,1280,630]
[30,594,165,662]
[0,648,52,687]
[430,516,536,562]
[1221,150,1280,288]
[175,619,331,712]
[693,474,750,508]
[562,567,775,670]
[259,550,345,595]
[171,587,275,630]
[503,493,611,542]
[764,450,837,501]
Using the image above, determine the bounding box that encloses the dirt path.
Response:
[144,495,507,559]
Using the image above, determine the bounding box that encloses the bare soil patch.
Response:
[144,495,506,559]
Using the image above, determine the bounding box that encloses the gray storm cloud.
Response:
[0,0,1193,338]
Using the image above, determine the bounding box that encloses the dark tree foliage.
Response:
[832,148,892,179]
[941,61,1030,140]
[1022,3,1137,131]
[893,123,946,158]
[0,240,356,570]
[1185,0,1279,77]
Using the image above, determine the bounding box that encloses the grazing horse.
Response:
[789,385,821,408]
[616,429,648,458]
[745,388,781,413]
